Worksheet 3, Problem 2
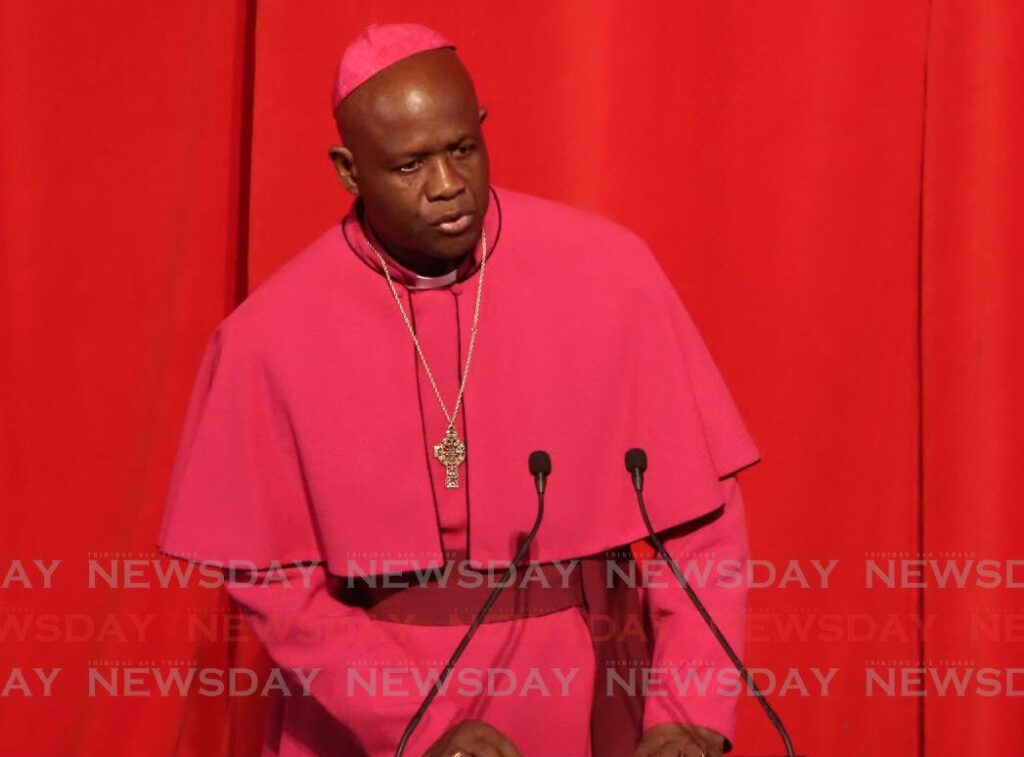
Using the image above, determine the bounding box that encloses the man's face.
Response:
[331,49,490,272]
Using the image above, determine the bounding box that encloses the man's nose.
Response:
[425,155,466,201]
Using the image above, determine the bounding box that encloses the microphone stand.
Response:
[394,451,550,757]
[625,448,795,757]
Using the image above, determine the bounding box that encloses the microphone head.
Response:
[625,448,648,472]
[528,450,552,477]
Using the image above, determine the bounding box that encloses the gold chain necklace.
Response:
[367,229,488,489]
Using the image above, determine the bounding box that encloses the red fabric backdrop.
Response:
[2,2,1020,755]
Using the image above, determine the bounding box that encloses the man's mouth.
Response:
[432,211,474,235]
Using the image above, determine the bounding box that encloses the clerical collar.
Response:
[340,186,502,290]
[409,267,459,290]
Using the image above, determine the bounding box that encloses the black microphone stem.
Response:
[394,490,545,757]
[632,485,795,757]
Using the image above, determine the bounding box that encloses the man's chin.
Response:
[426,226,484,260]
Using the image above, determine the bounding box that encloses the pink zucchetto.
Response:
[331,22,455,111]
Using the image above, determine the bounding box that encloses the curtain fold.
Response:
[1,1,253,755]
[921,2,1024,754]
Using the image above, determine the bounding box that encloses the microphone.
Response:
[395,451,550,757]
[623,448,796,757]
[625,447,646,493]
[529,449,551,493]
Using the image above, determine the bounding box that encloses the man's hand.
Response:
[423,719,523,757]
[630,723,726,757]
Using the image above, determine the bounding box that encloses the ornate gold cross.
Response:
[433,426,467,489]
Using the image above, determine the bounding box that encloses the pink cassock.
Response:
[158,185,760,756]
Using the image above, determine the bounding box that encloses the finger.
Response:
[465,741,502,757]
[629,740,662,757]
[692,736,719,757]
[495,736,523,757]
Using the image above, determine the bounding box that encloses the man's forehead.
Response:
[332,22,455,112]
[359,61,474,124]
[357,85,480,159]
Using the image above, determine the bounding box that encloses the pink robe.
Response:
[158,186,760,755]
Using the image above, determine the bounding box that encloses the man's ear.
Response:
[478,105,488,125]
[328,145,359,196]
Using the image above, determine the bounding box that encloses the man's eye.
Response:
[454,143,474,156]
[396,160,421,173]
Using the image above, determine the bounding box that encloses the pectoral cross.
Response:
[433,426,467,489]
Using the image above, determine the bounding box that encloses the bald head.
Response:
[336,49,480,147]
[329,49,490,276]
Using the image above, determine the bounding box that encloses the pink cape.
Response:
[158,185,759,573]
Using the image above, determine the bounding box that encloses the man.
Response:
[159,22,760,757]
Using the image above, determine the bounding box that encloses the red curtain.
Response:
[921,1,1024,752]
[2,2,1020,755]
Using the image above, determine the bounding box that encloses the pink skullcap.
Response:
[332,22,455,111]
